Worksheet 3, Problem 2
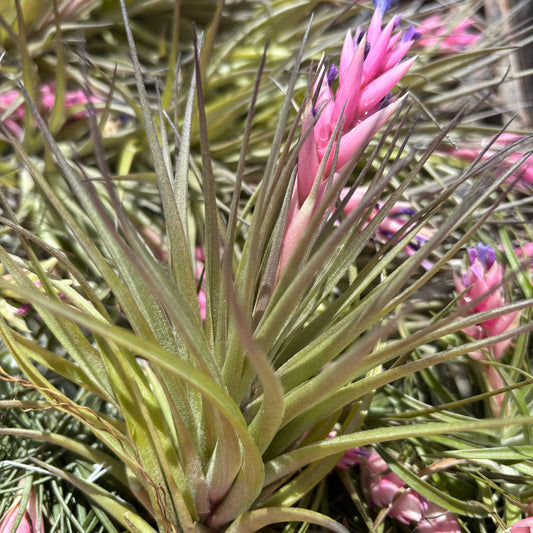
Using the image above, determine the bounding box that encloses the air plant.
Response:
[0,0,533,532]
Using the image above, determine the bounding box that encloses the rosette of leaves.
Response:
[0,1,533,532]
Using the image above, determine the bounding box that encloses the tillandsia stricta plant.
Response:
[1,0,533,532]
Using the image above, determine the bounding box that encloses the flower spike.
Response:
[278,3,418,277]
[454,244,521,415]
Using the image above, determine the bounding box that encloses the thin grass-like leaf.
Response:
[32,459,159,533]
[263,414,533,493]
[192,27,222,348]
[48,0,66,135]
[0,426,127,486]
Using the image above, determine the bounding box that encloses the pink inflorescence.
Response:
[279,0,419,277]
[0,82,100,136]
[446,133,533,192]
[454,243,520,360]
[326,438,460,532]
[454,243,521,415]
[340,186,434,269]
[360,451,461,532]
[416,14,480,54]
[299,0,420,194]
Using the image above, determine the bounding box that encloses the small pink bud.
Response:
[0,486,43,533]
[361,452,427,524]
[0,504,32,533]
[194,246,207,321]
[514,243,533,275]
[360,452,461,530]
[509,516,533,533]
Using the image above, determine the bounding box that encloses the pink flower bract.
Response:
[0,487,43,533]
[454,243,520,359]
[278,1,418,277]
[417,15,480,54]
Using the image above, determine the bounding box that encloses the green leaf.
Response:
[225,506,350,533]
[264,416,533,489]
[0,276,265,526]
[0,426,127,486]
[442,446,533,462]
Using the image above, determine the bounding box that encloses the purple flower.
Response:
[372,0,391,17]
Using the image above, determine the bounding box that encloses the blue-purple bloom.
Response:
[373,0,392,17]
[327,64,339,85]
